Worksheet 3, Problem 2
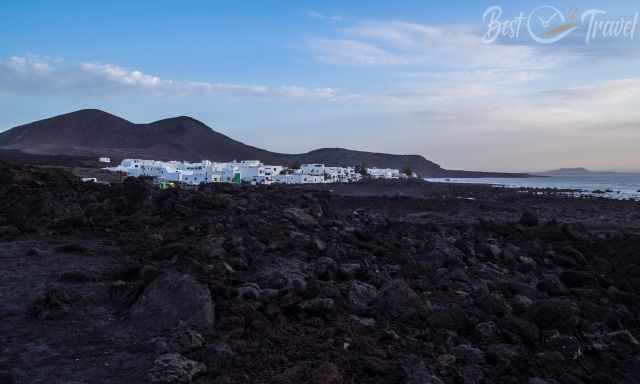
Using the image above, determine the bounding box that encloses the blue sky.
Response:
[1,0,639,171]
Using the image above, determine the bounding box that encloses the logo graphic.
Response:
[527,6,578,44]
[482,5,639,45]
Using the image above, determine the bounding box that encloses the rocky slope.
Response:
[0,162,639,383]
[0,109,527,177]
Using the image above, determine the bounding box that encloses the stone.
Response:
[520,212,539,227]
[475,321,499,341]
[379,279,423,319]
[237,283,261,300]
[437,354,456,366]
[422,238,465,268]
[349,315,376,327]
[560,246,587,266]
[348,280,378,310]
[201,341,234,373]
[593,257,612,273]
[429,306,472,332]
[402,357,445,384]
[511,295,534,314]
[338,263,361,279]
[451,344,485,364]
[517,255,538,272]
[607,330,640,346]
[198,236,227,260]
[487,344,521,365]
[475,293,511,317]
[527,299,576,330]
[449,268,471,283]
[486,244,502,259]
[148,353,207,383]
[283,208,318,227]
[311,362,342,384]
[501,281,542,299]
[151,328,205,354]
[551,253,578,269]
[130,273,215,332]
[30,287,76,320]
[259,257,308,292]
[528,378,552,384]
[315,257,337,280]
[314,238,328,252]
[607,286,640,306]
[560,270,596,288]
[499,316,540,344]
[299,298,335,313]
[460,365,484,384]
[521,240,544,258]
[172,329,205,352]
[537,275,568,296]
[0,225,20,237]
[544,334,582,360]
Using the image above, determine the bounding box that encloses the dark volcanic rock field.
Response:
[1,162,639,384]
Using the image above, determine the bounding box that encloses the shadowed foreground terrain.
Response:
[0,162,639,384]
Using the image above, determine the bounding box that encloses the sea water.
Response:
[425,173,640,200]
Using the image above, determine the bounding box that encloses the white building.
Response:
[239,161,266,184]
[273,173,325,184]
[111,159,203,185]
[324,166,362,183]
[98,157,111,163]
[109,159,394,186]
[262,165,284,184]
[223,160,268,184]
[300,163,325,176]
[367,167,400,179]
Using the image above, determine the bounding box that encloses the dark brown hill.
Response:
[0,109,526,177]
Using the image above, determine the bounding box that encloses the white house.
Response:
[98,157,111,163]
[228,160,267,184]
[272,173,325,184]
[262,165,284,184]
[220,165,240,183]
[109,159,396,186]
[112,159,199,185]
[367,167,400,179]
[324,166,363,183]
[301,163,325,176]
[346,167,363,182]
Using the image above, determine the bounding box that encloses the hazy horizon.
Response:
[2,0,640,173]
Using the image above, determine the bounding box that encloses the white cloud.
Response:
[308,39,413,66]
[305,10,344,23]
[305,20,570,111]
[430,77,640,131]
[538,78,640,106]
[309,21,565,71]
[6,55,52,73]
[0,56,343,102]
[303,17,640,140]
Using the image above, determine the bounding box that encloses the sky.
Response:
[1,0,639,172]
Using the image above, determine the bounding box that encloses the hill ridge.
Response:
[0,109,526,177]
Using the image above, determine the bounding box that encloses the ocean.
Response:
[425,173,640,200]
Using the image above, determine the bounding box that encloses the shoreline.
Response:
[425,176,640,201]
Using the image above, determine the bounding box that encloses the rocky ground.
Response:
[0,162,639,384]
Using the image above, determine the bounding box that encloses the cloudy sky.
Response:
[1,0,639,172]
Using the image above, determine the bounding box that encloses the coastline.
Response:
[425,175,640,201]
